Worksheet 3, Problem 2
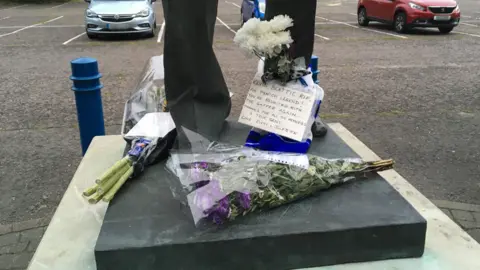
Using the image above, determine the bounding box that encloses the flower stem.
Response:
[97,164,130,195]
[88,192,103,204]
[102,167,134,203]
[83,185,98,197]
[95,157,131,185]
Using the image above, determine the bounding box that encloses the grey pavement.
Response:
[435,200,480,241]
[0,0,479,268]
[0,217,49,270]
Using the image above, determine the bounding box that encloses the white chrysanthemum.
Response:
[264,15,294,34]
[234,15,294,58]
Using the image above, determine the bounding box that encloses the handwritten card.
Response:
[239,75,316,142]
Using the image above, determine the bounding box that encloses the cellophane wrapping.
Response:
[122,55,167,136]
[166,129,393,228]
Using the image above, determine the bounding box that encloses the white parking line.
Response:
[216,17,237,34]
[463,15,472,18]
[460,22,478,27]
[316,16,408,39]
[49,2,70,9]
[0,22,356,30]
[0,25,83,29]
[0,4,28,11]
[63,32,86,45]
[157,20,165,43]
[349,13,357,16]
[225,1,241,8]
[0,16,10,21]
[453,31,480,38]
[315,34,330,40]
[0,16,63,38]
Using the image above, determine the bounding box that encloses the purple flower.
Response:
[191,180,231,225]
[237,192,251,210]
[205,197,230,225]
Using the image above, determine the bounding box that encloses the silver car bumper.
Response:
[85,14,154,34]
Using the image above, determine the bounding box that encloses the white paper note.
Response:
[239,75,316,142]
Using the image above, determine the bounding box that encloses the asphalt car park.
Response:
[0,0,479,233]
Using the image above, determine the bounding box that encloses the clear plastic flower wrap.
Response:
[166,129,394,227]
[122,55,167,136]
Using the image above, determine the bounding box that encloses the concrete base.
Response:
[94,122,426,270]
[27,123,480,270]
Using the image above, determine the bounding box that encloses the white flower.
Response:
[234,15,294,58]
[267,15,294,33]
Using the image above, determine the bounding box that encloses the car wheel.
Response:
[148,21,156,38]
[394,12,408,33]
[86,32,96,39]
[438,26,454,34]
[357,7,369,26]
[148,29,155,38]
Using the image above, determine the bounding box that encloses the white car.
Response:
[84,0,157,39]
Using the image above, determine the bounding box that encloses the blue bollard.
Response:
[310,55,320,85]
[70,57,105,155]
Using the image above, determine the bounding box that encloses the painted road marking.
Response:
[317,16,408,39]
[460,22,478,27]
[0,16,10,21]
[49,2,70,9]
[0,4,28,11]
[157,20,165,43]
[327,3,342,7]
[216,17,236,34]
[349,13,357,16]
[0,22,358,30]
[0,16,64,38]
[63,32,86,45]
[315,34,330,40]
[226,1,241,8]
[453,31,480,38]
[0,25,85,29]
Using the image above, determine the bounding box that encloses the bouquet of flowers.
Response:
[84,113,177,204]
[234,15,310,85]
[166,138,394,227]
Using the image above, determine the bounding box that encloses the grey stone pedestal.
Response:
[94,121,426,270]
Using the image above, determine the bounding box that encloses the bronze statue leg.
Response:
[162,0,231,142]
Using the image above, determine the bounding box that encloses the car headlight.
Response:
[454,5,460,12]
[86,9,98,18]
[259,2,266,14]
[136,8,150,17]
[409,2,426,11]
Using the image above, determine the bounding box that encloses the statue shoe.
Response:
[312,117,328,137]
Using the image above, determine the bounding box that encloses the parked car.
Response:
[241,0,266,25]
[84,0,157,39]
[357,0,460,33]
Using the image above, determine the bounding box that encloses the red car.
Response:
[357,0,460,33]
